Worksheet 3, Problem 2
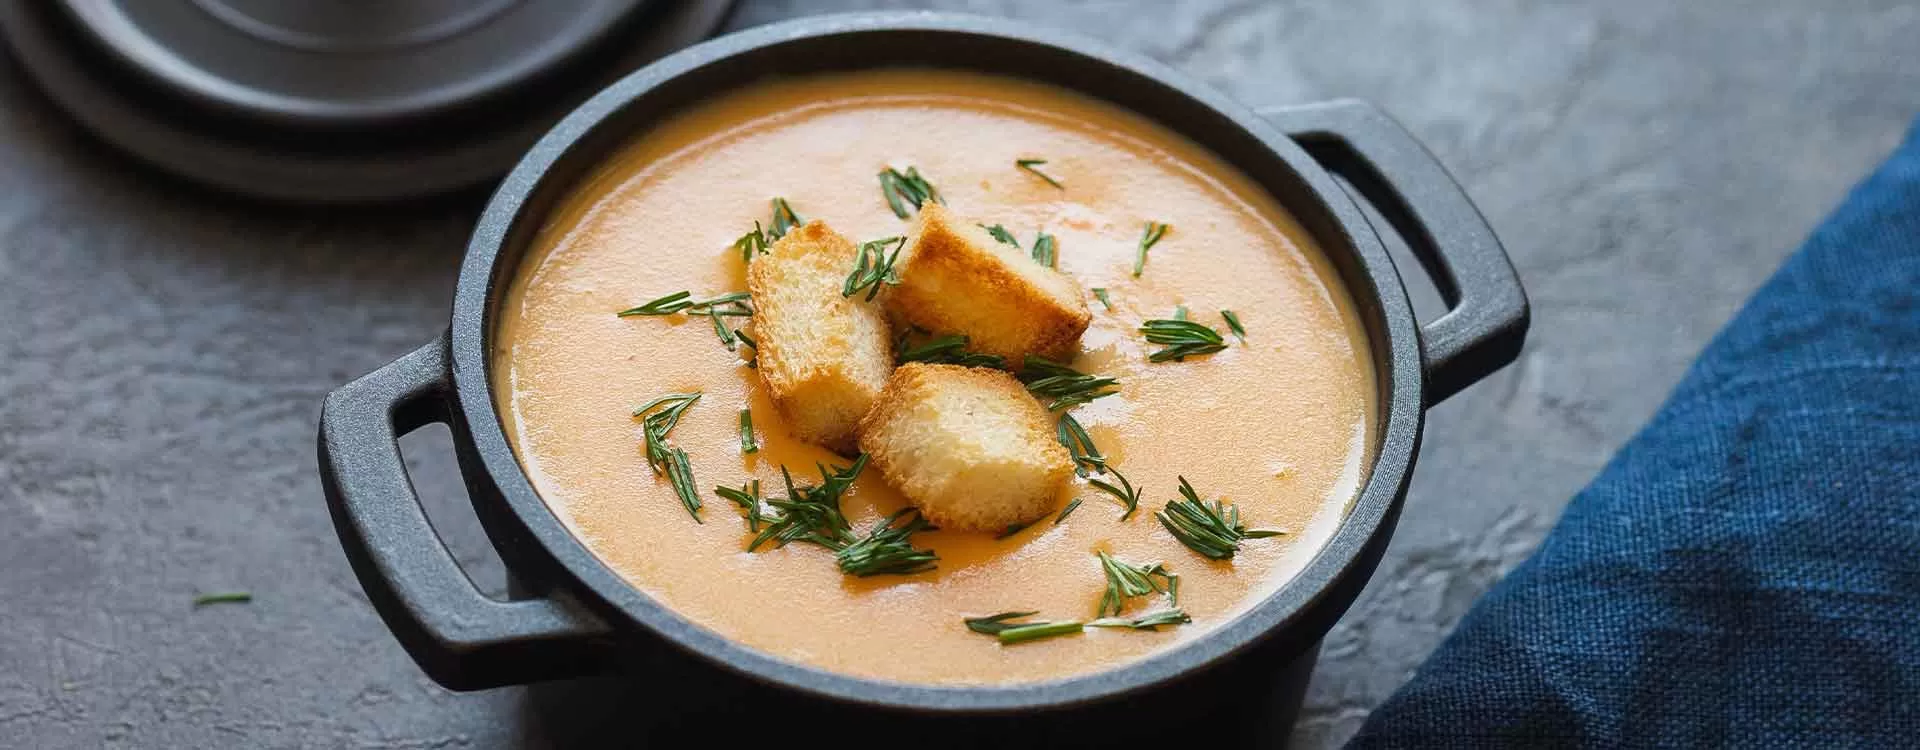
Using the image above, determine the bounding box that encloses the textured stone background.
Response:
[3,1,1917,747]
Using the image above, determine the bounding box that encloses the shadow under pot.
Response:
[318,11,1526,743]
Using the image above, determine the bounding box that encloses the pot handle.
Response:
[319,335,612,690]
[1261,100,1528,405]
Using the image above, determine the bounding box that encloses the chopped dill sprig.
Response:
[1021,356,1119,411]
[897,333,1006,369]
[1095,551,1180,619]
[708,309,737,350]
[734,221,769,262]
[736,329,758,368]
[1054,412,1106,477]
[739,408,757,454]
[1053,497,1085,525]
[1088,465,1143,520]
[878,166,943,218]
[617,291,751,351]
[1139,317,1227,362]
[616,291,752,318]
[1133,221,1171,277]
[980,223,1019,247]
[750,457,866,552]
[1015,158,1064,189]
[193,592,252,607]
[714,479,765,533]
[964,612,1085,644]
[633,393,700,473]
[1222,310,1247,343]
[1092,287,1113,311]
[770,197,804,239]
[661,447,698,521]
[995,519,1033,540]
[842,236,906,301]
[1054,412,1138,519]
[1157,476,1286,560]
[1089,609,1193,630]
[634,392,703,520]
[965,611,1041,635]
[978,224,1057,268]
[744,457,937,576]
[1031,232,1057,269]
[836,509,939,577]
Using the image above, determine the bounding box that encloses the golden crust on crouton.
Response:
[747,221,894,452]
[857,363,1074,532]
[885,204,1092,363]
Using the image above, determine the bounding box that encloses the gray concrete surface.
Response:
[2,1,1916,747]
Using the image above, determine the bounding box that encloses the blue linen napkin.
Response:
[1352,121,1920,748]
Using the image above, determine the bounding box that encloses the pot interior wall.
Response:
[481,28,1401,440]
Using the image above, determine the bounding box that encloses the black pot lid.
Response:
[0,0,736,203]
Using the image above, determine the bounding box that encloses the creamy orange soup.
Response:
[493,70,1375,686]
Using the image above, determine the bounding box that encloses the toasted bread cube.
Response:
[857,363,1073,532]
[747,221,894,452]
[886,204,1092,363]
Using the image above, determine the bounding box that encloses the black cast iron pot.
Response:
[319,10,1526,738]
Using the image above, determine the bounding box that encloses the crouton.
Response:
[747,221,894,452]
[886,204,1092,363]
[857,363,1073,532]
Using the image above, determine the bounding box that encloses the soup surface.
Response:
[493,70,1375,686]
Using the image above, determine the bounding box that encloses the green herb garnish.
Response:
[1140,317,1227,362]
[193,592,252,607]
[995,519,1033,540]
[1055,412,1106,477]
[714,479,764,532]
[897,333,1006,369]
[739,409,758,454]
[1089,609,1193,630]
[736,329,758,368]
[997,620,1085,644]
[1015,158,1064,189]
[661,447,700,522]
[1088,465,1143,520]
[878,166,943,218]
[1052,498,1082,529]
[836,508,940,577]
[770,197,804,239]
[1133,221,1171,277]
[709,309,737,350]
[963,612,1085,644]
[1053,496,1085,524]
[842,235,906,301]
[1157,476,1285,560]
[1021,356,1119,411]
[735,221,769,262]
[633,393,700,473]
[634,392,703,520]
[1031,232,1058,268]
[617,291,752,318]
[748,456,936,577]
[1096,551,1179,619]
[981,223,1019,247]
[1221,310,1247,343]
[751,457,865,551]
[1092,287,1113,311]
[964,611,1041,635]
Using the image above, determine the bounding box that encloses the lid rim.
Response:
[0,0,737,203]
[49,0,659,129]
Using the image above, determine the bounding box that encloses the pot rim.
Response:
[448,11,1425,712]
